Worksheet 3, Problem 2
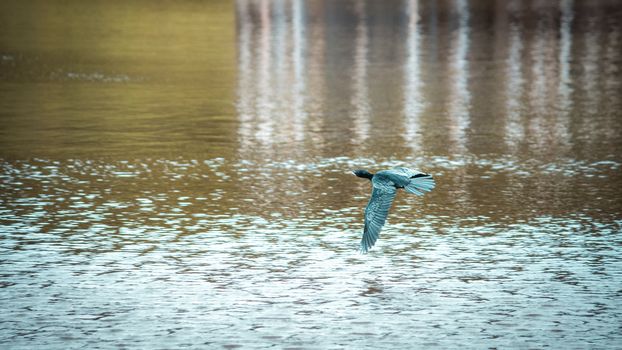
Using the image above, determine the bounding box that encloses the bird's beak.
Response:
[350,171,356,176]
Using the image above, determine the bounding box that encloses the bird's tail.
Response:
[405,175,435,196]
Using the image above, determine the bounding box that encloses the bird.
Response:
[352,167,435,253]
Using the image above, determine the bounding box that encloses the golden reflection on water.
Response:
[0,1,620,242]
[0,0,237,158]
[0,0,620,161]
[0,0,620,244]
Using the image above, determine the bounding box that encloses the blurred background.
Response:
[1,0,621,348]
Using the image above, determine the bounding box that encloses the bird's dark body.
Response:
[353,167,435,253]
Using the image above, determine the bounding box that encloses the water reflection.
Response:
[446,0,471,152]
[527,1,561,152]
[558,0,574,114]
[291,0,307,142]
[604,18,621,114]
[556,0,574,151]
[350,1,371,144]
[236,0,311,156]
[504,3,525,151]
[232,0,622,161]
[403,0,424,151]
[579,14,601,117]
[1,0,622,348]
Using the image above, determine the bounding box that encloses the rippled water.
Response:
[1,0,622,349]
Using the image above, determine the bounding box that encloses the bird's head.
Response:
[352,169,374,180]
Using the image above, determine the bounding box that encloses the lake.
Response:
[1,0,621,348]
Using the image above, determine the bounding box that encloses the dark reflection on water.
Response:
[1,0,622,349]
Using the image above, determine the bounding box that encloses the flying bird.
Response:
[352,167,435,253]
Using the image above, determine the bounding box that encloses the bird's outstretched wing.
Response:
[360,178,397,253]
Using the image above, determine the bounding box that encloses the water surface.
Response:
[1,0,621,348]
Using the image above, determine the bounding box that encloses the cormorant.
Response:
[352,167,435,253]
